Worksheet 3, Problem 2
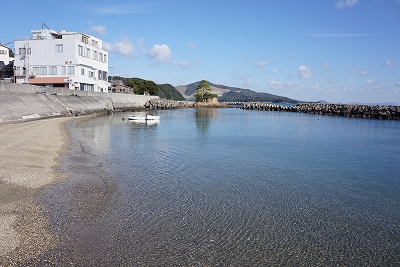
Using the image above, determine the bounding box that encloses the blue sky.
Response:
[1,0,400,104]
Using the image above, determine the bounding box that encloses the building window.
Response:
[98,70,102,80]
[19,48,26,54]
[86,48,90,58]
[99,53,103,62]
[82,35,89,44]
[89,71,94,78]
[81,68,85,76]
[92,40,98,47]
[39,67,47,75]
[78,45,83,56]
[93,51,98,61]
[55,44,63,53]
[104,54,107,63]
[102,71,107,81]
[68,66,75,75]
[61,66,66,75]
[49,66,57,75]
[32,67,40,75]
[0,50,5,55]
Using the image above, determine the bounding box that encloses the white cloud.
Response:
[256,62,267,68]
[321,61,330,68]
[285,82,300,87]
[269,80,300,90]
[148,44,172,63]
[335,0,359,9]
[187,42,196,48]
[89,25,106,35]
[348,67,358,74]
[298,65,313,79]
[177,60,190,68]
[365,79,376,86]
[268,80,283,89]
[384,59,395,67]
[395,82,400,86]
[360,70,372,75]
[310,84,320,89]
[103,36,136,58]
[270,68,279,73]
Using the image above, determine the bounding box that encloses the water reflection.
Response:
[128,120,160,126]
[195,108,217,133]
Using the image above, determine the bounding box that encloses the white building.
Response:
[0,44,13,65]
[14,28,109,92]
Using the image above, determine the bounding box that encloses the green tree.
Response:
[195,80,213,102]
[126,78,158,95]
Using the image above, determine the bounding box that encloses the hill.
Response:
[175,81,298,103]
[110,76,185,100]
[157,84,186,100]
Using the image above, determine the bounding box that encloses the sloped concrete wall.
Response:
[0,82,159,123]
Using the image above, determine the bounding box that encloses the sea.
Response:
[39,108,400,266]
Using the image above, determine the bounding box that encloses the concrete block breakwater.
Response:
[145,98,196,109]
[240,103,400,120]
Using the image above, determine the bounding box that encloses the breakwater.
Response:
[240,103,400,120]
[0,82,158,123]
[145,98,196,109]
[144,99,231,109]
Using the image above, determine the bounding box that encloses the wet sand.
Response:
[0,117,72,266]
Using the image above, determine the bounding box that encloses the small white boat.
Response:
[127,115,146,121]
[127,114,160,121]
[145,114,160,120]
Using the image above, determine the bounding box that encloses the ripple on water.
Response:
[39,110,400,266]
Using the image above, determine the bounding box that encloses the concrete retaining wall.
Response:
[240,102,400,120]
[0,82,159,122]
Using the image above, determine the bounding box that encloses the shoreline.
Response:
[0,117,74,265]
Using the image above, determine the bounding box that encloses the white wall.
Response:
[0,46,10,64]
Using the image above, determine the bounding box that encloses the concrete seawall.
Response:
[0,82,159,123]
[240,102,400,120]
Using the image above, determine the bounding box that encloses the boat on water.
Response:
[145,114,160,120]
[126,114,160,121]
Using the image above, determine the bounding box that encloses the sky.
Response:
[1,0,400,104]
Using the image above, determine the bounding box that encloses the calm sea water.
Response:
[41,108,400,266]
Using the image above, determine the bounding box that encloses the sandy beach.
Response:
[0,117,72,266]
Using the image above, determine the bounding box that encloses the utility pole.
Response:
[108,66,113,93]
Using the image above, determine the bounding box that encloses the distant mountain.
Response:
[175,81,298,103]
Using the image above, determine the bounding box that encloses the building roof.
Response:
[112,79,125,86]
[28,77,68,84]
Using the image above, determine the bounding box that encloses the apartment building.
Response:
[14,28,109,92]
